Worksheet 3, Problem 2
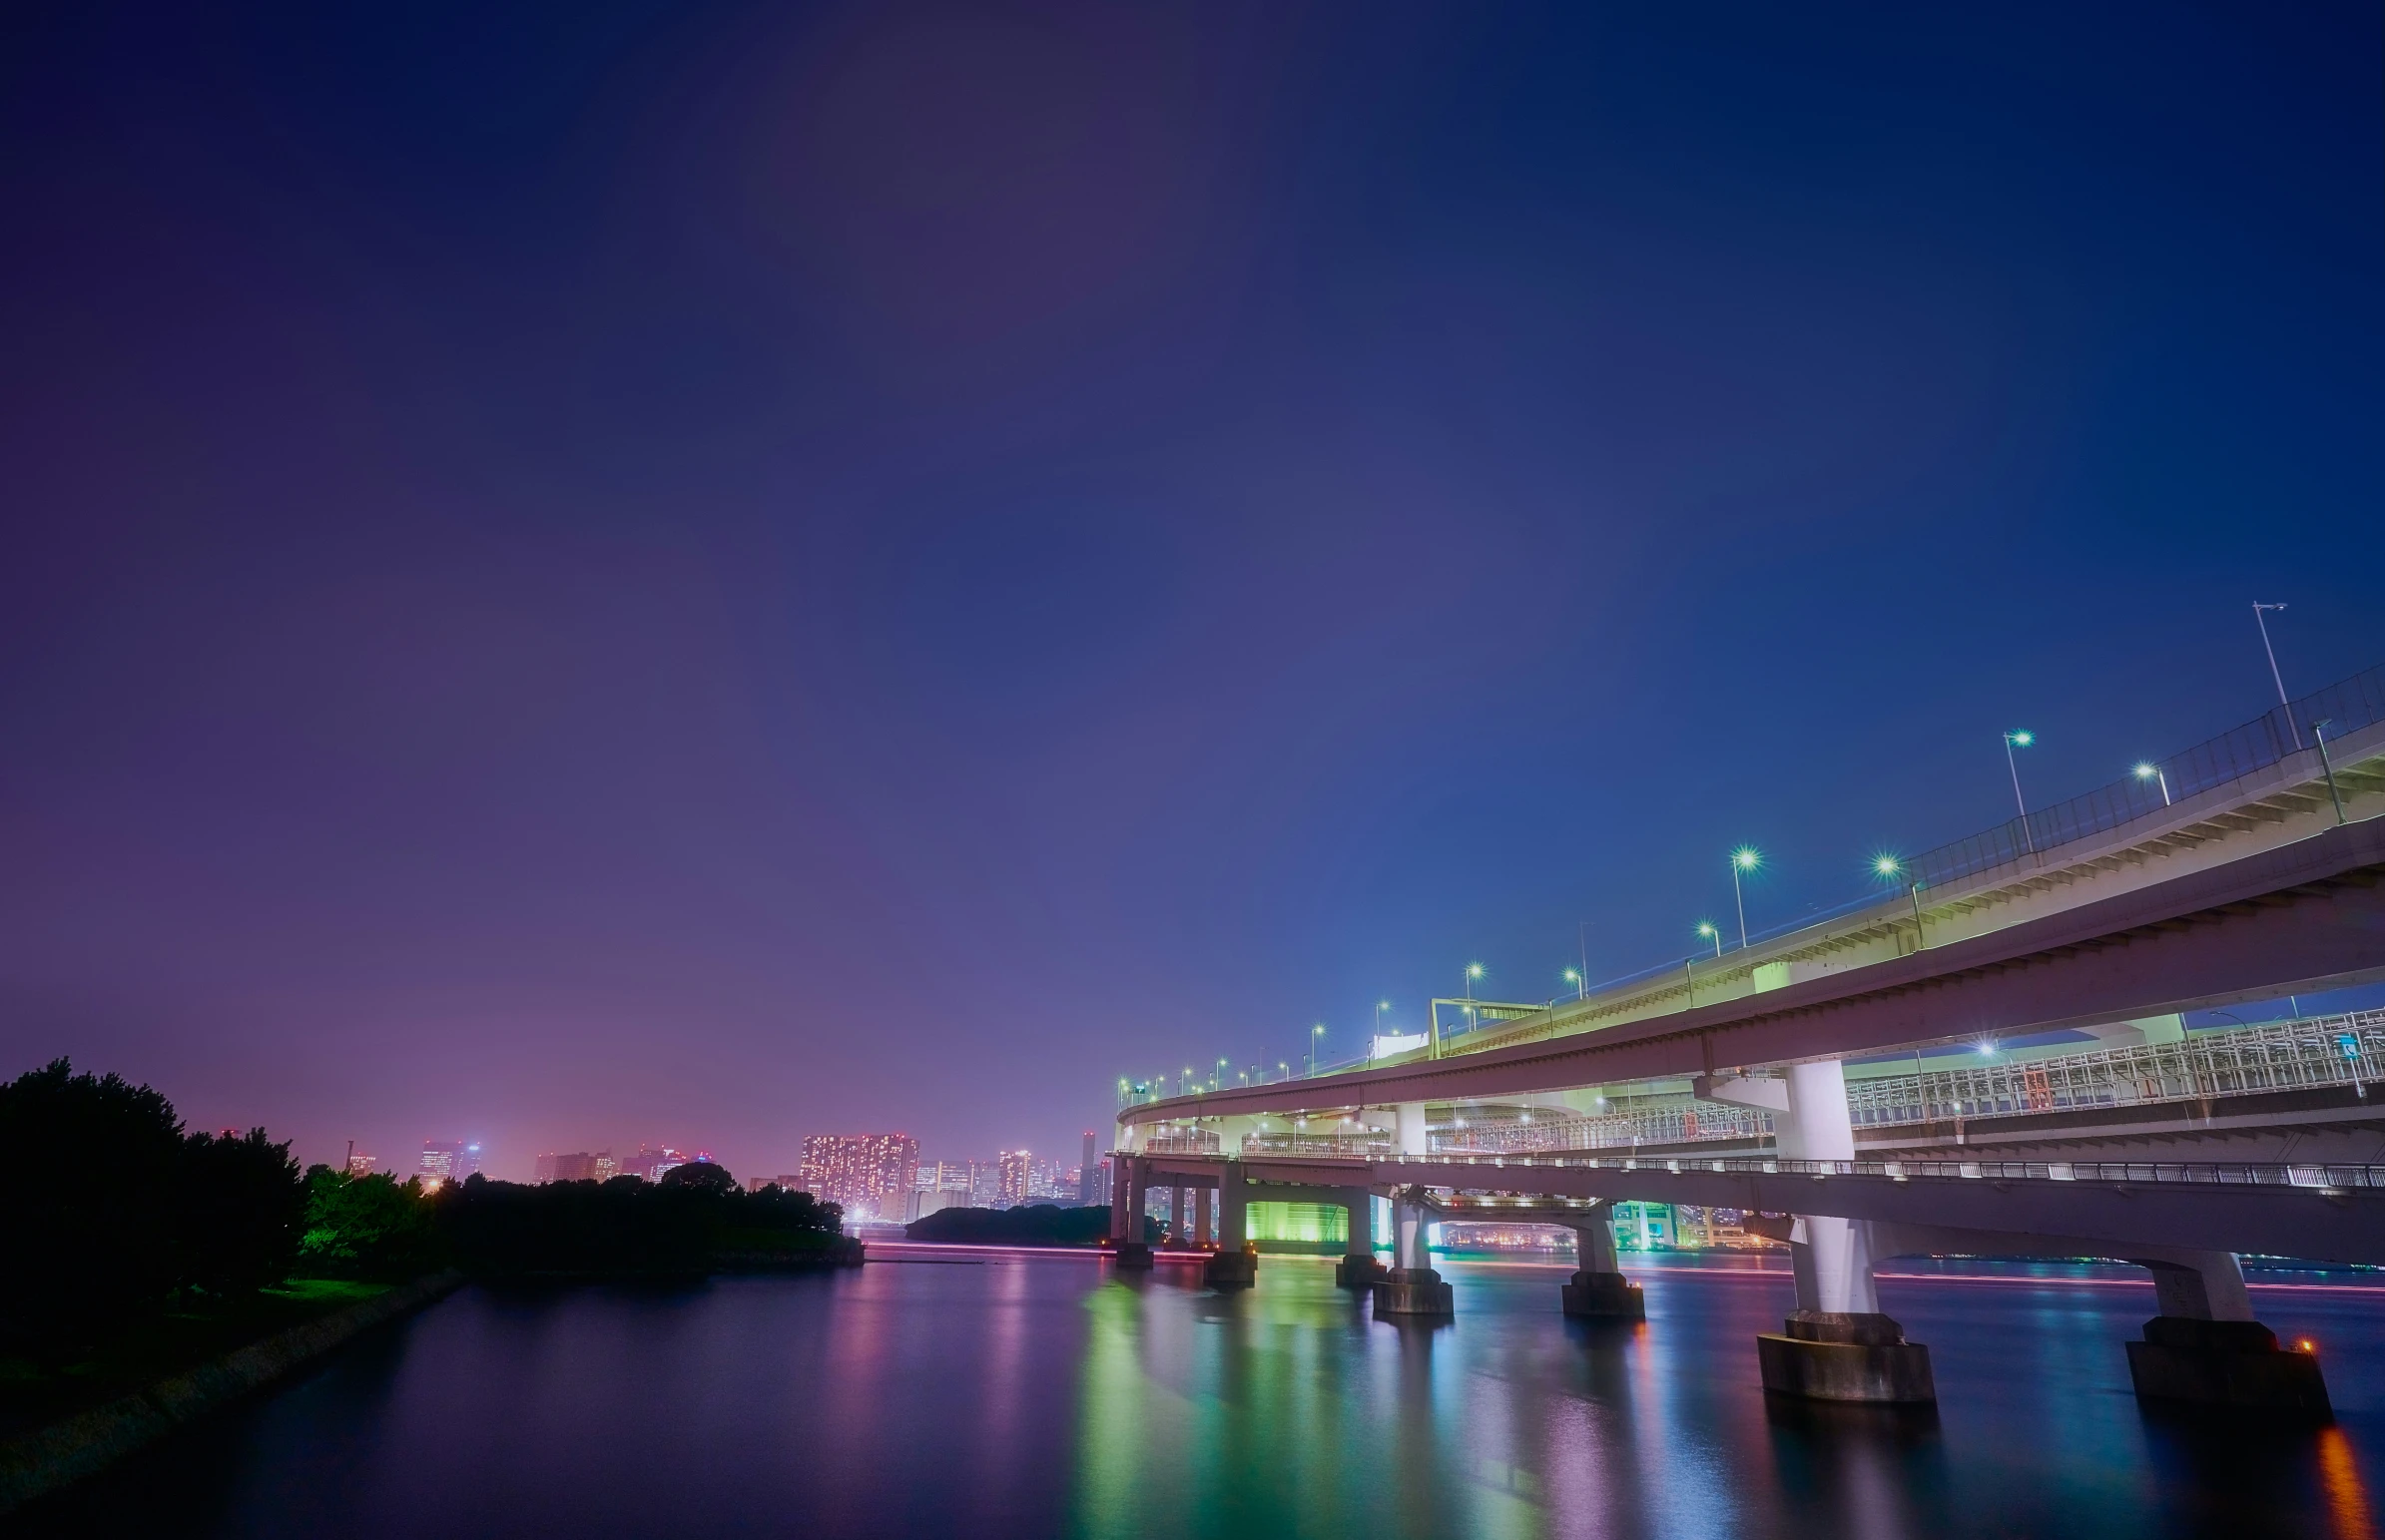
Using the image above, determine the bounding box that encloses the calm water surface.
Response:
[31,1251,2385,1539]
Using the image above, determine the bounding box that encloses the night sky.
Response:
[3,3,2380,1181]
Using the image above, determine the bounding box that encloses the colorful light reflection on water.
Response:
[23,1253,2385,1539]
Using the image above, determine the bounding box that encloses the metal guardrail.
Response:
[1285,1151,2385,1191]
[1435,1011,2379,1157]
[1904,662,2384,892]
[1847,1011,2381,1126]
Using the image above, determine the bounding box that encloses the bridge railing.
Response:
[1845,1011,2384,1127]
[1435,1011,2381,1158]
[1907,661,2385,893]
[1326,1150,2385,1189]
[1239,1132,1394,1158]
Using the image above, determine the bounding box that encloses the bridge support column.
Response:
[1396,1103,1428,1156]
[1335,1187,1385,1287]
[1114,1158,1153,1269]
[1373,1187,1453,1316]
[1194,1185,1213,1248]
[1169,1184,1189,1247]
[2125,1251,2329,1415]
[1560,1205,1643,1320]
[1757,1060,1934,1403]
[1204,1163,1256,1288]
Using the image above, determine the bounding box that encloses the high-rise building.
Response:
[346,1152,378,1178]
[419,1141,480,1183]
[968,1159,1004,1208]
[798,1133,921,1222]
[617,1144,687,1183]
[594,1150,619,1182]
[534,1152,604,1184]
[1077,1132,1099,1204]
[996,1149,1031,1207]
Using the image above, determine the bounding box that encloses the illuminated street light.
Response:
[1874,853,1928,945]
[1466,962,1484,1003]
[2003,732,2037,853]
[2133,762,2171,806]
[1562,967,1582,1001]
[1308,1023,1326,1078]
[1729,846,1760,949]
[1376,1000,1391,1037]
[1696,920,1722,959]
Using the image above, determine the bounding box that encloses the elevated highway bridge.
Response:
[1104,675,2385,1413]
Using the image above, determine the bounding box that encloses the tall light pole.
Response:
[2253,602,2299,748]
[1696,920,1722,959]
[1376,1000,1390,1038]
[2133,762,2170,806]
[1876,853,1926,949]
[1308,1023,1326,1077]
[1466,962,1484,1003]
[1729,847,1759,950]
[2003,731,2036,853]
[1562,967,1583,1001]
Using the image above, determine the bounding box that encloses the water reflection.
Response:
[20,1255,2385,1540]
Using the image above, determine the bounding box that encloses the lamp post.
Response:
[1376,1000,1390,1038]
[2003,731,2036,853]
[2314,720,2347,824]
[1308,1023,1326,1077]
[1876,853,1927,950]
[1696,920,1722,959]
[2253,602,2299,748]
[1562,967,1583,1001]
[2134,762,2171,807]
[1729,847,1759,950]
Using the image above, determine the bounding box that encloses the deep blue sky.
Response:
[2,2,2380,1180]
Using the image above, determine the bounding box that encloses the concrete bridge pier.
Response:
[1559,1203,1643,1320]
[1373,1187,1454,1316]
[1335,1187,1387,1288]
[1193,1184,1213,1248]
[1111,1157,1153,1270]
[1204,1162,1257,1288]
[1751,1061,1935,1403]
[2125,1250,2330,1415]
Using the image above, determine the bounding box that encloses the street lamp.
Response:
[1376,1000,1391,1038]
[2314,720,2348,824]
[1562,967,1583,1001]
[1466,962,1484,1002]
[1308,1023,1326,1077]
[1695,920,1722,959]
[2003,731,2036,853]
[1876,853,1928,948]
[1729,846,1759,949]
[2253,602,2299,748]
[2133,762,2171,807]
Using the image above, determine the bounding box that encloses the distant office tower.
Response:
[419,1140,479,1182]
[594,1150,619,1182]
[616,1144,688,1183]
[969,1159,1004,1208]
[798,1133,921,1222]
[346,1152,378,1178]
[1077,1132,1099,1204]
[535,1152,602,1184]
[996,1150,1031,1207]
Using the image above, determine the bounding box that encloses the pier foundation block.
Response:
[1203,1249,1257,1289]
[2126,1317,2330,1416]
[1373,1268,1455,1317]
[1336,1253,1387,1289]
[1561,1270,1645,1320]
[1757,1311,1935,1404]
[1112,1242,1153,1271]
